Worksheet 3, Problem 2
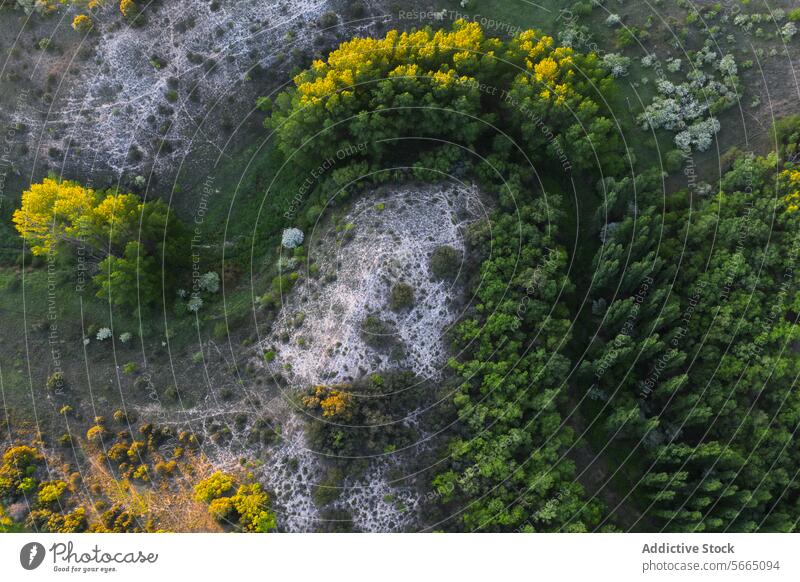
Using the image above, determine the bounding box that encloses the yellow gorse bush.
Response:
[782,169,800,212]
[71,14,93,33]
[303,384,352,418]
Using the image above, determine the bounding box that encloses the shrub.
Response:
[119,0,138,19]
[318,11,338,28]
[194,471,235,503]
[164,385,179,401]
[194,472,276,532]
[303,385,352,418]
[37,480,68,505]
[119,332,133,343]
[208,496,235,521]
[86,425,108,446]
[228,483,276,532]
[212,322,228,340]
[72,14,93,33]
[28,507,87,533]
[107,443,128,464]
[313,467,343,506]
[96,327,112,341]
[360,316,396,349]
[0,446,43,498]
[46,371,67,394]
[664,149,685,173]
[389,282,414,311]
[132,465,149,481]
[430,245,461,280]
[122,362,137,375]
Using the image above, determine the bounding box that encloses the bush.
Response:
[389,282,414,311]
[212,322,228,340]
[360,316,396,349]
[303,371,426,459]
[37,480,68,505]
[430,245,461,280]
[0,446,43,498]
[154,461,177,477]
[318,11,338,28]
[194,472,276,532]
[664,149,685,173]
[72,14,93,33]
[313,467,343,507]
[194,471,235,503]
[119,0,138,19]
[46,372,67,394]
[86,425,108,446]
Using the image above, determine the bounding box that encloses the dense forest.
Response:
[264,20,800,532]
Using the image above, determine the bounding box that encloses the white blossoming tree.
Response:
[281,228,304,249]
[602,53,631,78]
[187,296,203,313]
[199,272,220,293]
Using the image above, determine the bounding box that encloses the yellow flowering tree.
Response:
[13,178,189,310]
[267,20,621,190]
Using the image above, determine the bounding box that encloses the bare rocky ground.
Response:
[0,0,384,190]
[264,182,486,386]
[252,182,487,531]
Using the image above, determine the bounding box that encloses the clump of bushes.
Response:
[303,372,427,459]
[46,371,67,394]
[194,471,276,532]
[0,445,43,498]
[360,315,396,350]
[72,14,94,33]
[429,245,461,280]
[388,282,414,311]
[37,480,68,506]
